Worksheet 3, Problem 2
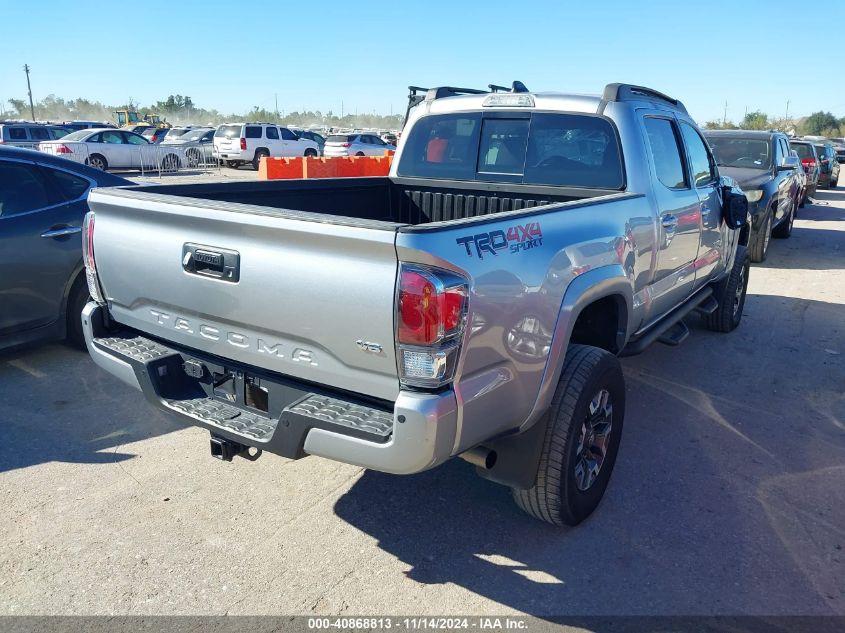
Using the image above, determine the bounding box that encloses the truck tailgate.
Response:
[88,189,400,402]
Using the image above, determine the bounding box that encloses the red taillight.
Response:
[396,264,468,388]
[82,212,105,305]
[342,142,350,148]
[398,267,466,345]
[240,137,247,150]
[55,144,73,154]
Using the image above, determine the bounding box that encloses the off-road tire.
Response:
[772,208,794,239]
[705,245,749,333]
[749,210,772,263]
[66,275,90,350]
[252,150,269,171]
[512,344,625,526]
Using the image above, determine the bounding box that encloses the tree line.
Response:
[704,109,844,136]
[3,94,405,131]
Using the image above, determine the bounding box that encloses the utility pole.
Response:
[784,100,790,122]
[23,64,35,121]
[274,93,279,118]
[723,101,727,127]
[341,100,344,118]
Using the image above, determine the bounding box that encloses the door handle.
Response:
[40,225,81,239]
[661,215,678,229]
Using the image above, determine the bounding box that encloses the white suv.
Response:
[213,123,320,169]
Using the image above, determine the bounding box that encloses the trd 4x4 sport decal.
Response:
[456,222,543,259]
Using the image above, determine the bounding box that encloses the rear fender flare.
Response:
[522,264,632,432]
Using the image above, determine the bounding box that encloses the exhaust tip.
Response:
[459,447,497,470]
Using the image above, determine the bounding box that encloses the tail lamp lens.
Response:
[82,212,105,305]
[240,137,247,150]
[396,264,468,388]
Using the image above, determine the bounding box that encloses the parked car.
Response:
[82,82,750,527]
[292,129,326,155]
[813,142,840,188]
[212,123,320,169]
[832,139,845,164]
[0,146,129,351]
[323,133,396,157]
[789,140,821,200]
[61,121,115,131]
[789,149,808,209]
[0,122,70,147]
[141,127,172,144]
[705,130,800,262]
[161,127,215,167]
[37,128,182,172]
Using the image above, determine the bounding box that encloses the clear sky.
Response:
[1,0,842,123]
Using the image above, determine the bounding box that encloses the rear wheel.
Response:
[705,245,749,333]
[87,154,108,171]
[226,160,240,169]
[66,275,90,350]
[512,344,625,526]
[304,148,318,157]
[252,149,269,171]
[749,210,772,263]
[355,151,365,157]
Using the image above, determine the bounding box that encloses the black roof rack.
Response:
[404,81,530,125]
[602,83,687,114]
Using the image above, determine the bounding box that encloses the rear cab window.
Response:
[397,112,625,189]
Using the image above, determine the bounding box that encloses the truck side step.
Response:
[620,286,713,357]
[694,295,719,316]
[657,321,689,346]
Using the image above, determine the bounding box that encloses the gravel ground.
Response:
[0,186,843,617]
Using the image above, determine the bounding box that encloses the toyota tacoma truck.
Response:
[82,82,750,526]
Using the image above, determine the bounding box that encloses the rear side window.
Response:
[29,127,50,140]
[245,126,262,139]
[8,127,28,140]
[0,161,54,217]
[644,118,687,189]
[48,168,90,200]
[215,125,242,138]
[815,145,829,159]
[265,126,279,139]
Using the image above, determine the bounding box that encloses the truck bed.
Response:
[119,177,620,228]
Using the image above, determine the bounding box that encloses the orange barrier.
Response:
[259,156,304,179]
[259,154,394,180]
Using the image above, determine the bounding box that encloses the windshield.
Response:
[707,137,772,169]
[215,125,242,138]
[180,129,211,141]
[397,112,624,189]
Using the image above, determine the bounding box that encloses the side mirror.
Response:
[721,186,748,230]
[778,156,799,171]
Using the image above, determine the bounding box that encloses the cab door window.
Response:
[680,123,716,187]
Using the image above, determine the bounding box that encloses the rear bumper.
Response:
[82,303,457,474]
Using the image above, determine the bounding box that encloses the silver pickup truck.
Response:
[82,82,750,526]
